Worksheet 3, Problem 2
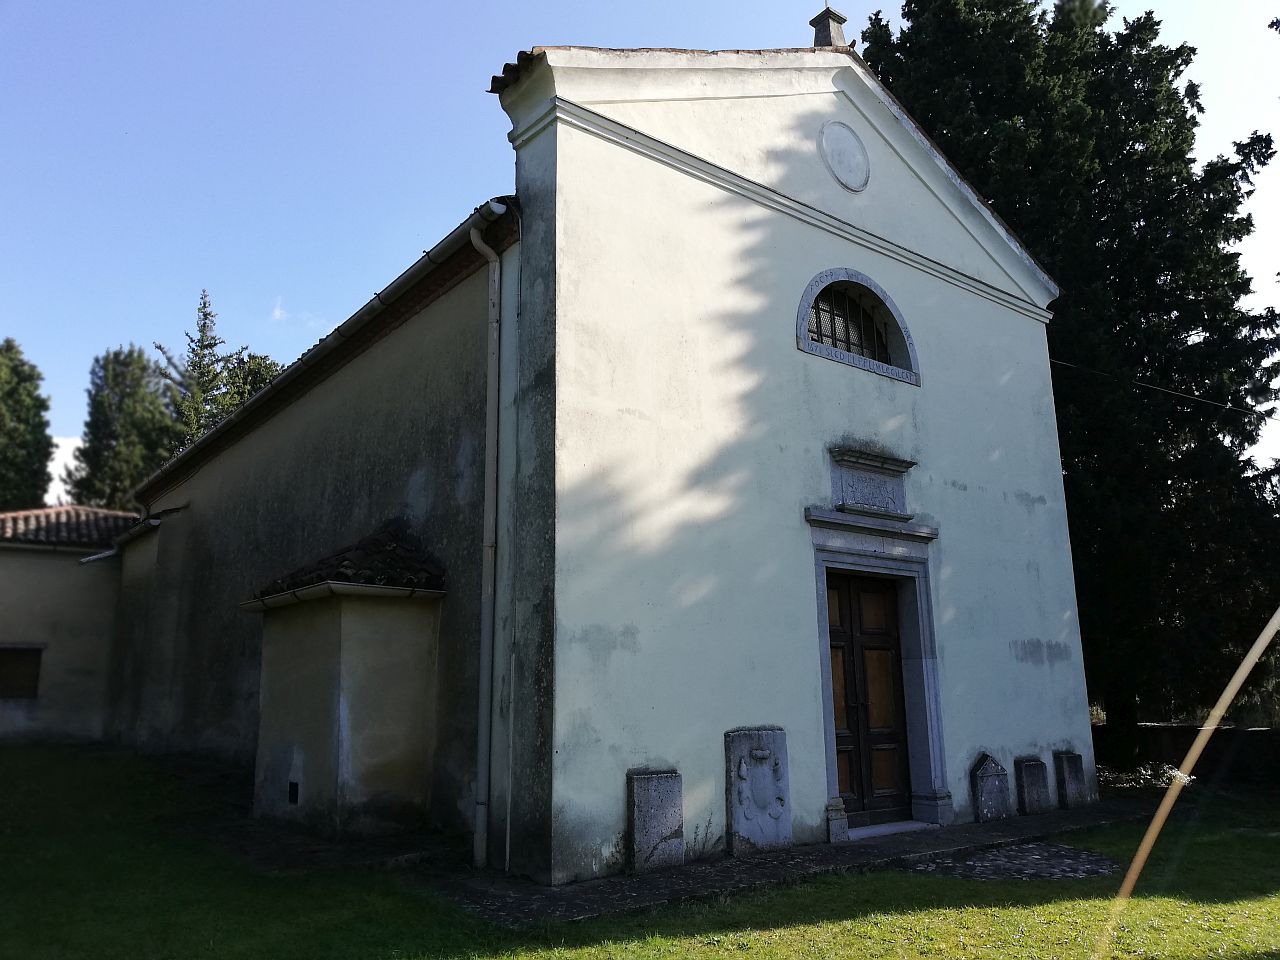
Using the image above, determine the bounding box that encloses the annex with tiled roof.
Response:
[0,505,138,549]
[253,521,446,601]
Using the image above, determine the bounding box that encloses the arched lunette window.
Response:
[796,269,920,386]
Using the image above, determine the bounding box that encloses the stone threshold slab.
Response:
[434,797,1155,928]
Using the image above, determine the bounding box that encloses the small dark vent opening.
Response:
[287,781,299,805]
[0,648,42,699]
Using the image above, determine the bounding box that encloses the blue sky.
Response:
[1,1,1276,499]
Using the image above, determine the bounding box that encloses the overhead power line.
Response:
[1048,357,1279,423]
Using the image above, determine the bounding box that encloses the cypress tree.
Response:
[862,3,1280,758]
[0,338,53,510]
[65,345,182,509]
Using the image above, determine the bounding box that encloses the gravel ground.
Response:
[909,841,1121,880]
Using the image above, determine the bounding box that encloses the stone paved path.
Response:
[428,798,1153,927]
[909,841,1120,880]
[160,756,1151,928]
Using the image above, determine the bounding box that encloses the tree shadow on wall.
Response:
[544,83,1083,879]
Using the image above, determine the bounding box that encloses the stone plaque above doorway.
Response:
[829,447,916,521]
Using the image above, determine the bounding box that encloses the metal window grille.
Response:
[0,648,41,699]
[808,284,893,365]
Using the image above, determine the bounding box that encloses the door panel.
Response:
[826,572,912,826]
[830,647,849,722]
[858,590,888,632]
[863,649,896,730]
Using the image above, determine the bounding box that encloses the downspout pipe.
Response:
[470,222,502,869]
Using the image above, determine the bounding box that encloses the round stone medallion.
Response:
[819,121,870,193]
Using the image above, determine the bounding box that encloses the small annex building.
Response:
[0,505,136,740]
[2,11,1098,885]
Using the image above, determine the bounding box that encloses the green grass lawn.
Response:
[2,745,1278,960]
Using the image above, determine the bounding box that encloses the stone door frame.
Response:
[806,508,954,827]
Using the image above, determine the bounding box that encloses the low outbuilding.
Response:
[0,505,136,740]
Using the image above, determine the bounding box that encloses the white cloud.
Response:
[1249,415,1280,468]
[46,436,81,506]
[270,296,324,331]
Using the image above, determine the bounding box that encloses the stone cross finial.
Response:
[810,6,849,48]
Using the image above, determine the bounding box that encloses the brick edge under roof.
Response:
[0,505,139,549]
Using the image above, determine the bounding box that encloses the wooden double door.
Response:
[826,572,912,826]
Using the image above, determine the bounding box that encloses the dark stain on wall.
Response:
[1010,637,1071,666]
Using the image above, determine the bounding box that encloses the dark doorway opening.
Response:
[826,571,912,826]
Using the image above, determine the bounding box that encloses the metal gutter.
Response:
[238,581,446,612]
[1,541,105,557]
[79,505,185,564]
[130,197,513,507]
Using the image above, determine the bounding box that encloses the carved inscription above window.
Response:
[796,269,921,386]
[829,447,916,521]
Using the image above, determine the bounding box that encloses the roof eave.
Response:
[491,45,1057,306]
[131,197,515,507]
[240,580,447,612]
[0,541,112,555]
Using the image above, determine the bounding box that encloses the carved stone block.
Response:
[1054,751,1089,808]
[627,769,684,872]
[1015,757,1053,816]
[829,448,916,520]
[725,727,792,856]
[971,753,1012,822]
[825,797,849,844]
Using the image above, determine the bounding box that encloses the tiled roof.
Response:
[255,521,446,599]
[0,505,138,549]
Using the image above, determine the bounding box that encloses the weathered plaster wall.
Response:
[254,595,441,833]
[489,114,559,880]
[337,596,441,827]
[254,598,341,828]
[0,546,117,740]
[505,51,1092,883]
[112,265,493,830]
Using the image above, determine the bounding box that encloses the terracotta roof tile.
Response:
[0,505,138,549]
[255,521,446,599]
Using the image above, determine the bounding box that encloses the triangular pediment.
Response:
[497,47,1058,313]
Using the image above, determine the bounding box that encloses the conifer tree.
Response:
[64,345,181,509]
[223,351,283,411]
[0,338,53,509]
[862,2,1280,758]
[156,291,283,451]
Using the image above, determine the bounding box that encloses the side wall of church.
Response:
[109,264,492,831]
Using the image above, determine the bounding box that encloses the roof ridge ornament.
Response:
[809,5,849,48]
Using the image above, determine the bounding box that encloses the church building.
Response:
[1,10,1095,886]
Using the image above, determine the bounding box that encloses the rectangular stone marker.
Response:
[1054,751,1089,809]
[971,753,1012,822]
[826,798,849,844]
[725,727,792,856]
[627,769,684,873]
[1015,757,1054,816]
